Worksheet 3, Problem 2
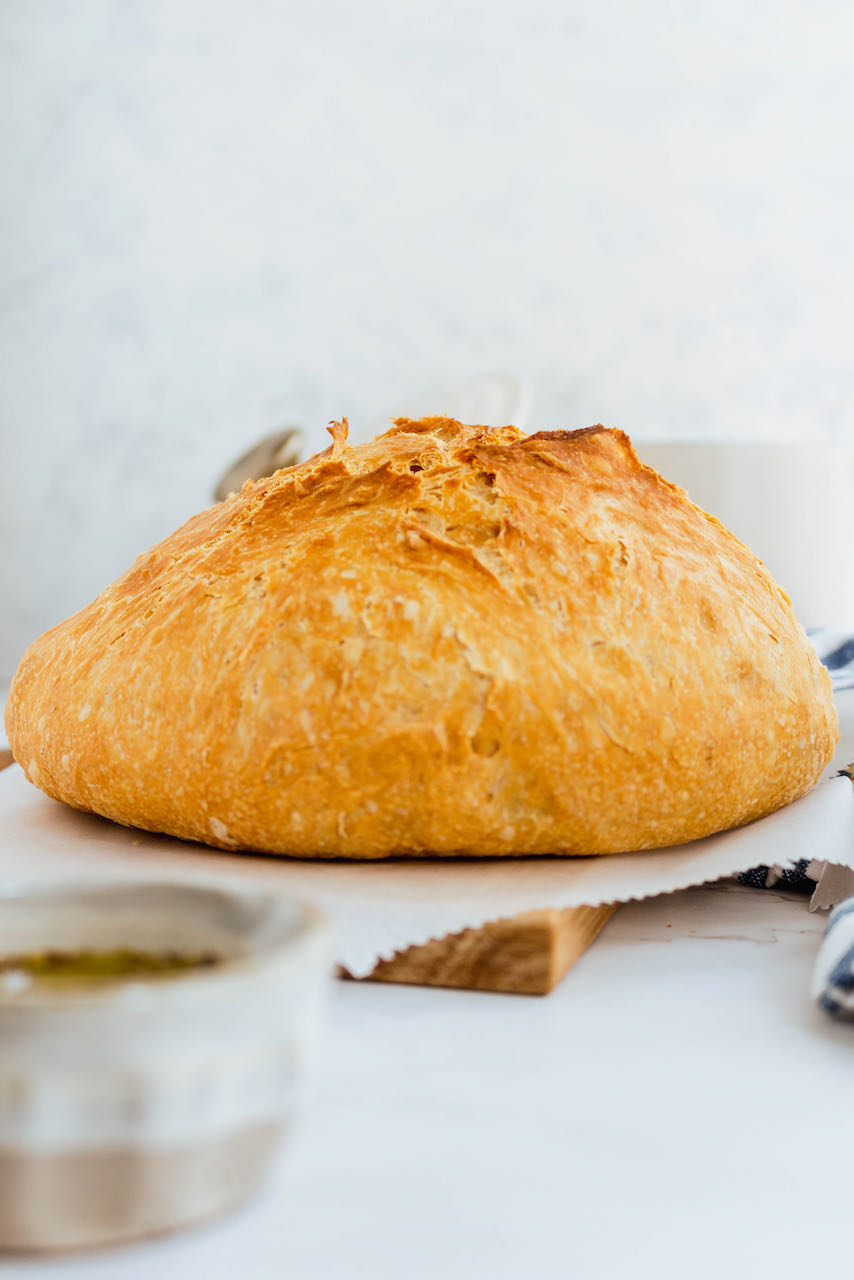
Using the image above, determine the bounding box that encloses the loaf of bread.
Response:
[5,417,837,857]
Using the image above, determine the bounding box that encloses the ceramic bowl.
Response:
[0,879,330,1253]
[634,440,854,629]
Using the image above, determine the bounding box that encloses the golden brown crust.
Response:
[5,417,838,858]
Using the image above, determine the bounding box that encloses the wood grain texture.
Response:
[349,903,619,995]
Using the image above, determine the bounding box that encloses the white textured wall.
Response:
[3,0,854,677]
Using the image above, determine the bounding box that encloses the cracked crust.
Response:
[5,417,838,857]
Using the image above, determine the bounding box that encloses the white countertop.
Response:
[0,879,851,1280]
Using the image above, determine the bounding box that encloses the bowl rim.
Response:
[0,876,330,1012]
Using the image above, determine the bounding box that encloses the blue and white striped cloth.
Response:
[793,631,854,1020]
[809,628,854,693]
[813,900,854,1017]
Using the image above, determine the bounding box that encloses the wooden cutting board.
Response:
[0,749,616,997]
[351,902,617,995]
